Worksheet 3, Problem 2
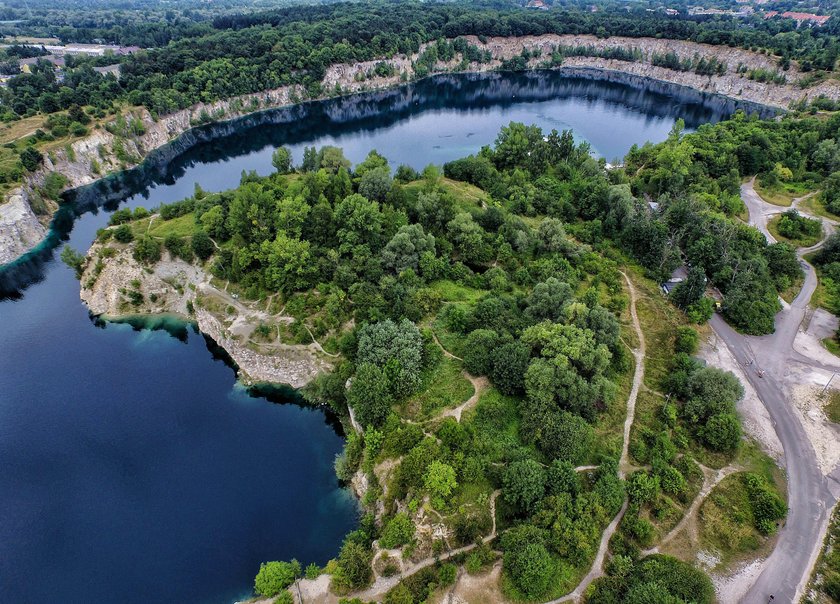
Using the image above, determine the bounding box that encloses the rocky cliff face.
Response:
[0,191,48,265]
[3,34,838,268]
[79,240,330,388]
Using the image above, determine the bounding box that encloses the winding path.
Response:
[353,490,502,602]
[711,178,840,603]
[545,270,646,603]
[641,464,739,556]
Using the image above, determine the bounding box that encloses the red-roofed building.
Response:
[766,11,830,26]
[526,0,549,9]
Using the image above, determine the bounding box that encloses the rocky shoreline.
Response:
[79,240,331,388]
[2,34,838,269]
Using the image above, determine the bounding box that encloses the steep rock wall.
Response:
[2,34,838,268]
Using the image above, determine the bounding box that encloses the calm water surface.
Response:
[0,71,744,603]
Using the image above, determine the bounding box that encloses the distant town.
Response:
[0,39,139,86]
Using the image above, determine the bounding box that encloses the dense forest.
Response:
[3,0,840,120]
[75,108,808,600]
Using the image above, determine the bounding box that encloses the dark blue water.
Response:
[0,71,742,604]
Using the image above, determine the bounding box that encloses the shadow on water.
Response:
[88,311,348,435]
[0,69,777,299]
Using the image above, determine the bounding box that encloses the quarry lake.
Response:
[0,71,753,603]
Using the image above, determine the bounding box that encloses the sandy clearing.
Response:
[790,384,840,475]
[795,308,840,368]
[713,558,770,603]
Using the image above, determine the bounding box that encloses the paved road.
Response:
[712,180,840,602]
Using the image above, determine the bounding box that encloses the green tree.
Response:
[500,525,554,600]
[356,319,423,398]
[538,410,594,465]
[133,235,161,264]
[260,232,316,293]
[254,560,301,597]
[113,224,134,243]
[318,146,351,173]
[490,341,530,395]
[191,230,215,260]
[670,266,706,310]
[347,363,393,428]
[524,277,573,323]
[503,459,546,514]
[682,367,744,424]
[462,329,500,376]
[379,513,415,549]
[702,412,741,451]
[381,224,435,273]
[384,583,413,604]
[335,540,373,589]
[358,165,393,202]
[546,459,580,497]
[61,245,86,278]
[272,146,293,174]
[424,460,457,507]
[674,326,699,354]
[20,147,43,172]
[627,471,660,504]
[447,212,490,265]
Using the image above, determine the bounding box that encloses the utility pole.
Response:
[822,372,837,397]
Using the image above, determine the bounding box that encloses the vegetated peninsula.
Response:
[3,1,840,267]
[73,110,821,601]
[7,1,840,602]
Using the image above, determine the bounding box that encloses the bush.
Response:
[379,513,415,549]
[254,560,300,597]
[133,235,162,264]
[744,473,786,534]
[334,540,373,590]
[500,525,554,600]
[191,230,215,260]
[702,413,741,452]
[503,459,546,514]
[674,327,699,354]
[113,224,134,243]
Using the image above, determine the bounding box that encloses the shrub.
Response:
[500,525,554,600]
[113,224,134,243]
[503,458,546,514]
[744,473,786,534]
[702,413,742,452]
[191,230,215,260]
[674,327,699,354]
[254,560,300,597]
[133,235,162,264]
[379,513,415,549]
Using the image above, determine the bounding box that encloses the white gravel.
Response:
[700,338,783,460]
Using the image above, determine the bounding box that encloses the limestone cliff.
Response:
[0,191,48,265]
[79,240,331,388]
[3,34,839,268]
